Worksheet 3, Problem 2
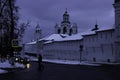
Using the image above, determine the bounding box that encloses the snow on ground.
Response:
[25,55,120,66]
[43,59,101,66]
[27,56,100,66]
[43,59,120,66]
[0,61,25,68]
[92,62,120,65]
[0,61,25,74]
[0,69,8,74]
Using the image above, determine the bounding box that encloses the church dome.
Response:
[63,11,69,16]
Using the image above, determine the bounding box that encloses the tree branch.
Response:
[0,0,8,17]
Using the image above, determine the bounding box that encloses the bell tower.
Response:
[113,0,120,62]
[61,9,71,24]
[113,0,120,41]
[34,24,41,41]
[61,9,71,34]
[55,9,78,35]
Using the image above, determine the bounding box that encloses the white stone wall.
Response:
[24,44,37,54]
[43,40,83,61]
[83,30,115,62]
[24,29,117,62]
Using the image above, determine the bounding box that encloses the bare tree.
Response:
[0,0,19,57]
[17,21,31,42]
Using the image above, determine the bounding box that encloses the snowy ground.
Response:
[27,55,120,66]
[43,59,101,66]
[0,69,8,74]
[0,60,25,74]
[27,56,101,66]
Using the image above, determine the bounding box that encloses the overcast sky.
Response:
[17,0,115,43]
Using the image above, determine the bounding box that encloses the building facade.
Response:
[83,28,115,62]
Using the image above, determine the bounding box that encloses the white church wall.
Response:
[97,30,115,44]
[43,40,83,61]
[83,29,116,62]
[24,43,38,56]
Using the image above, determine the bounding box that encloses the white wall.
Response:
[24,29,119,62]
[24,43,37,54]
[83,30,116,62]
[43,40,83,61]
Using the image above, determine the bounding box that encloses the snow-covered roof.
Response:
[81,29,96,36]
[45,34,62,40]
[44,41,53,44]
[97,26,114,32]
[26,41,37,44]
[57,33,83,41]
[39,26,115,44]
[39,34,68,41]
[82,26,114,36]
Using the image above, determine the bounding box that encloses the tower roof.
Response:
[36,24,40,28]
[61,9,70,24]
[91,20,99,31]
[63,8,69,16]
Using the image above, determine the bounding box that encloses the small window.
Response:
[69,28,73,35]
[85,38,87,42]
[107,59,110,62]
[101,33,102,38]
[93,37,94,42]
[93,57,96,62]
[89,38,91,42]
[106,32,108,39]
[111,32,112,37]
[63,27,67,34]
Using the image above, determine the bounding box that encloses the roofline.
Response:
[54,38,83,42]
[97,28,114,32]
[82,33,96,37]
[82,28,114,37]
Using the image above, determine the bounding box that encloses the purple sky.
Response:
[17,0,115,43]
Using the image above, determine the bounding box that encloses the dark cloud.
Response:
[17,0,114,43]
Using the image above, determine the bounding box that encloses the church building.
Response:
[24,0,120,63]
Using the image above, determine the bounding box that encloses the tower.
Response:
[61,9,71,34]
[61,9,71,25]
[55,23,60,34]
[55,9,78,35]
[34,24,41,41]
[72,23,78,34]
[113,0,120,41]
[113,0,120,61]
[91,20,99,31]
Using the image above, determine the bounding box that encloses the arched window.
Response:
[63,27,67,34]
[69,28,73,35]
